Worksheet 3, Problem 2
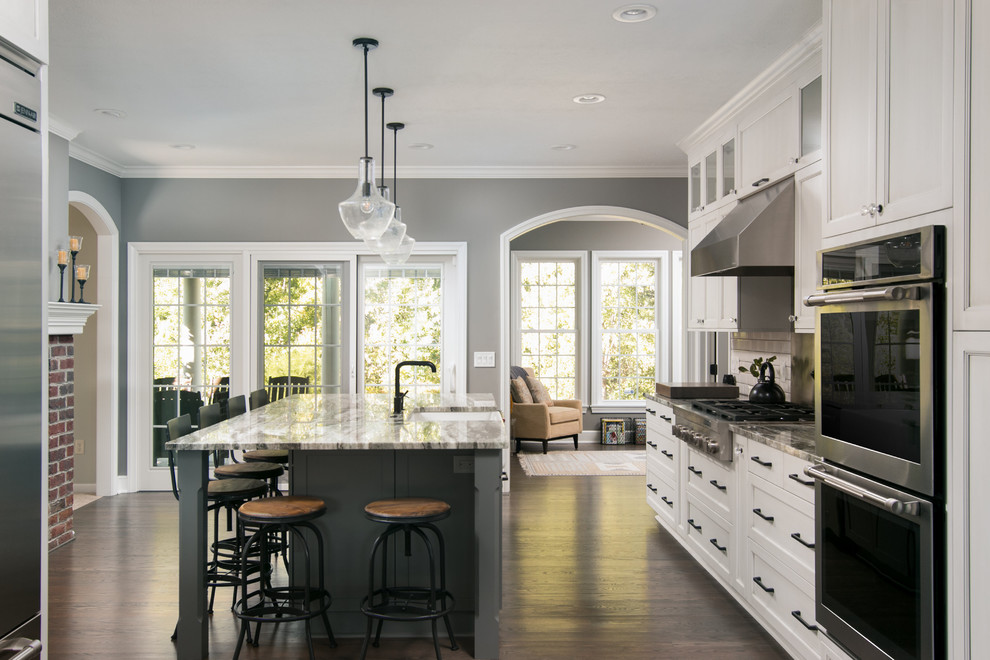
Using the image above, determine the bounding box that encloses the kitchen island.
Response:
[165,393,508,660]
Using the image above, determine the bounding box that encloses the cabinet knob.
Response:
[788,314,798,322]
[860,203,884,217]
[727,317,737,324]
[728,188,737,195]
[695,319,705,325]
[790,157,800,164]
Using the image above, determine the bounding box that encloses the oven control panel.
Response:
[672,422,731,462]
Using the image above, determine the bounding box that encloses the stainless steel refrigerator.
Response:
[0,42,44,659]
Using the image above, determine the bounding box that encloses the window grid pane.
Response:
[262,264,343,395]
[363,266,443,400]
[152,267,231,468]
[519,259,577,400]
[600,260,658,401]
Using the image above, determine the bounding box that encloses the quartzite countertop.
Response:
[167,393,507,660]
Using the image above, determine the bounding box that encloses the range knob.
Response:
[673,425,687,439]
[706,439,721,454]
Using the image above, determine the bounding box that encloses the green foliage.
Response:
[739,355,777,378]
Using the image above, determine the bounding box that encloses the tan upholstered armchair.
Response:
[510,367,583,453]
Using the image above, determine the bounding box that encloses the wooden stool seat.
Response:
[214,461,284,481]
[208,478,268,501]
[239,495,326,523]
[364,497,451,523]
[243,449,289,464]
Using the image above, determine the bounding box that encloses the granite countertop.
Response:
[165,392,508,451]
[646,392,819,461]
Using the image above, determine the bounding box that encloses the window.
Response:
[151,266,231,466]
[261,263,345,395]
[513,254,584,400]
[594,256,664,403]
[361,263,444,399]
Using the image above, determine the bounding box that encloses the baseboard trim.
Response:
[75,482,96,494]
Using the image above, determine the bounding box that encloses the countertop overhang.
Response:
[165,392,508,451]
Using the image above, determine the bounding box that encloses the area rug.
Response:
[517,450,646,476]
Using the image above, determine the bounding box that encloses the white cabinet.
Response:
[823,0,953,237]
[955,0,990,329]
[0,0,48,63]
[645,401,680,532]
[688,132,738,220]
[687,206,738,331]
[792,161,823,332]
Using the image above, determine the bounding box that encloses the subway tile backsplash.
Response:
[729,331,815,405]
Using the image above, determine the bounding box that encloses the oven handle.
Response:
[804,464,922,518]
[803,285,923,307]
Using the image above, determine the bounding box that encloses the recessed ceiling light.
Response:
[551,144,577,151]
[573,94,606,105]
[612,4,657,23]
[170,144,196,150]
[93,108,127,119]
[408,143,434,150]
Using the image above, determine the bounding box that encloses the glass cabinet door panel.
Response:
[722,139,735,196]
[690,162,701,211]
[801,76,822,157]
[705,151,717,205]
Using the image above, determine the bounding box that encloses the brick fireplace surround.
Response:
[48,334,75,550]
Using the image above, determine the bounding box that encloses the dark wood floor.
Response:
[49,445,787,659]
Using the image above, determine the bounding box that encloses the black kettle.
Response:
[749,360,786,403]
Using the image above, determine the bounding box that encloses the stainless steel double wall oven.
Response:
[803,226,945,660]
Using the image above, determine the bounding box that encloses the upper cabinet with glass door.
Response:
[687,130,738,221]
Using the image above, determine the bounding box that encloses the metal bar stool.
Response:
[233,496,336,660]
[359,497,458,660]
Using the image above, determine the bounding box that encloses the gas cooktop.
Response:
[690,399,815,423]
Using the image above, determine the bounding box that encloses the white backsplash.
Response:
[730,331,814,404]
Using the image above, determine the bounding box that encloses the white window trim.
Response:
[510,251,588,404]
[128,241,466,492]
[590,250,671,412]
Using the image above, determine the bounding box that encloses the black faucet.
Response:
[393,360,437,416]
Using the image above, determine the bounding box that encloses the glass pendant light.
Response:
[339,37,395,241]
[365,89,406,253]
[369,120,409,254]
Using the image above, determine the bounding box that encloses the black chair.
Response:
[233,496,336,660]
[268,375,310,403]
[199,402,223,429]
[210,376,230,415]
[249,389,269,410]
[227,395,247,418]
[165,415,268,633]
[359,497,458,660]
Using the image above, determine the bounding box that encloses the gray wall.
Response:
[511,219,684,251]
[68,206,98,485]
[65,169,687,475]
[47,136,69,301]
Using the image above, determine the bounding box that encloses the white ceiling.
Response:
[48,0,821,178]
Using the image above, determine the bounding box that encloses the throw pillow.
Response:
[510,377,534,404]
[509,365,529,381]
[526,376,553,405]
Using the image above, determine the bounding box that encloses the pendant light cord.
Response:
[381,93,387,174]
[392,125,398,203]
[362,43,370,158]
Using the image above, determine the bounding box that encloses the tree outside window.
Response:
[518,259,578,400]
[599,260,658,401]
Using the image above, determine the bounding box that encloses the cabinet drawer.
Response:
[686,449,735,521]
[781,452,816,504]
[746,440,785,487]
[645,401,674,431]
[646,466,678,530]
[748,543,820,659]
[748,480,815,585]
[685,497,733,580]
[647,429,679,481]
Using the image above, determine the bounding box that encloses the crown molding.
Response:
[48,115,81,141]
[676,20,823,154]
[68,142,126,177]
[114,164,685,179]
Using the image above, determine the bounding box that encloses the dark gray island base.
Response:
[169,394,507,660]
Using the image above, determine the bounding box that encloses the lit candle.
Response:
[76,265,90,281]
[57,249,68,265]
[69,236,82,252]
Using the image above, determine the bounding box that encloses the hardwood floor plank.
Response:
[48,446,787,659]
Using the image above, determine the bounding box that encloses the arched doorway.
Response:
[498,205,689,489]
[68,192,120,497]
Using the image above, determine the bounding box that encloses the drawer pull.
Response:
[791,610,819,632]
[752,576,775,593]
[659,415,672,422]
[646,483,658,493]
[661,496,674,508]
[709,538,727,553]
[788,472,815,487]
[753,508,775,522]
[688,466,703,477]
[752,177,770,187]
[709,479,727,492]
[647,441,658,448]
[687,518,702,532]
[790,532,815,549]
[750,456,773,468]
[646,408,656,415]
[660,449,674,459]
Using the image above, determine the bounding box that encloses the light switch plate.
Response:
[453,456,474,473]
[473,351,495,368]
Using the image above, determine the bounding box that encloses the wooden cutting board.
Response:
[655,382,740,399]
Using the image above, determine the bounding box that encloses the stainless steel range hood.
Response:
[691,176,795,277]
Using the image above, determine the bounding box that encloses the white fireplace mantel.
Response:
[48,301,100,336]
